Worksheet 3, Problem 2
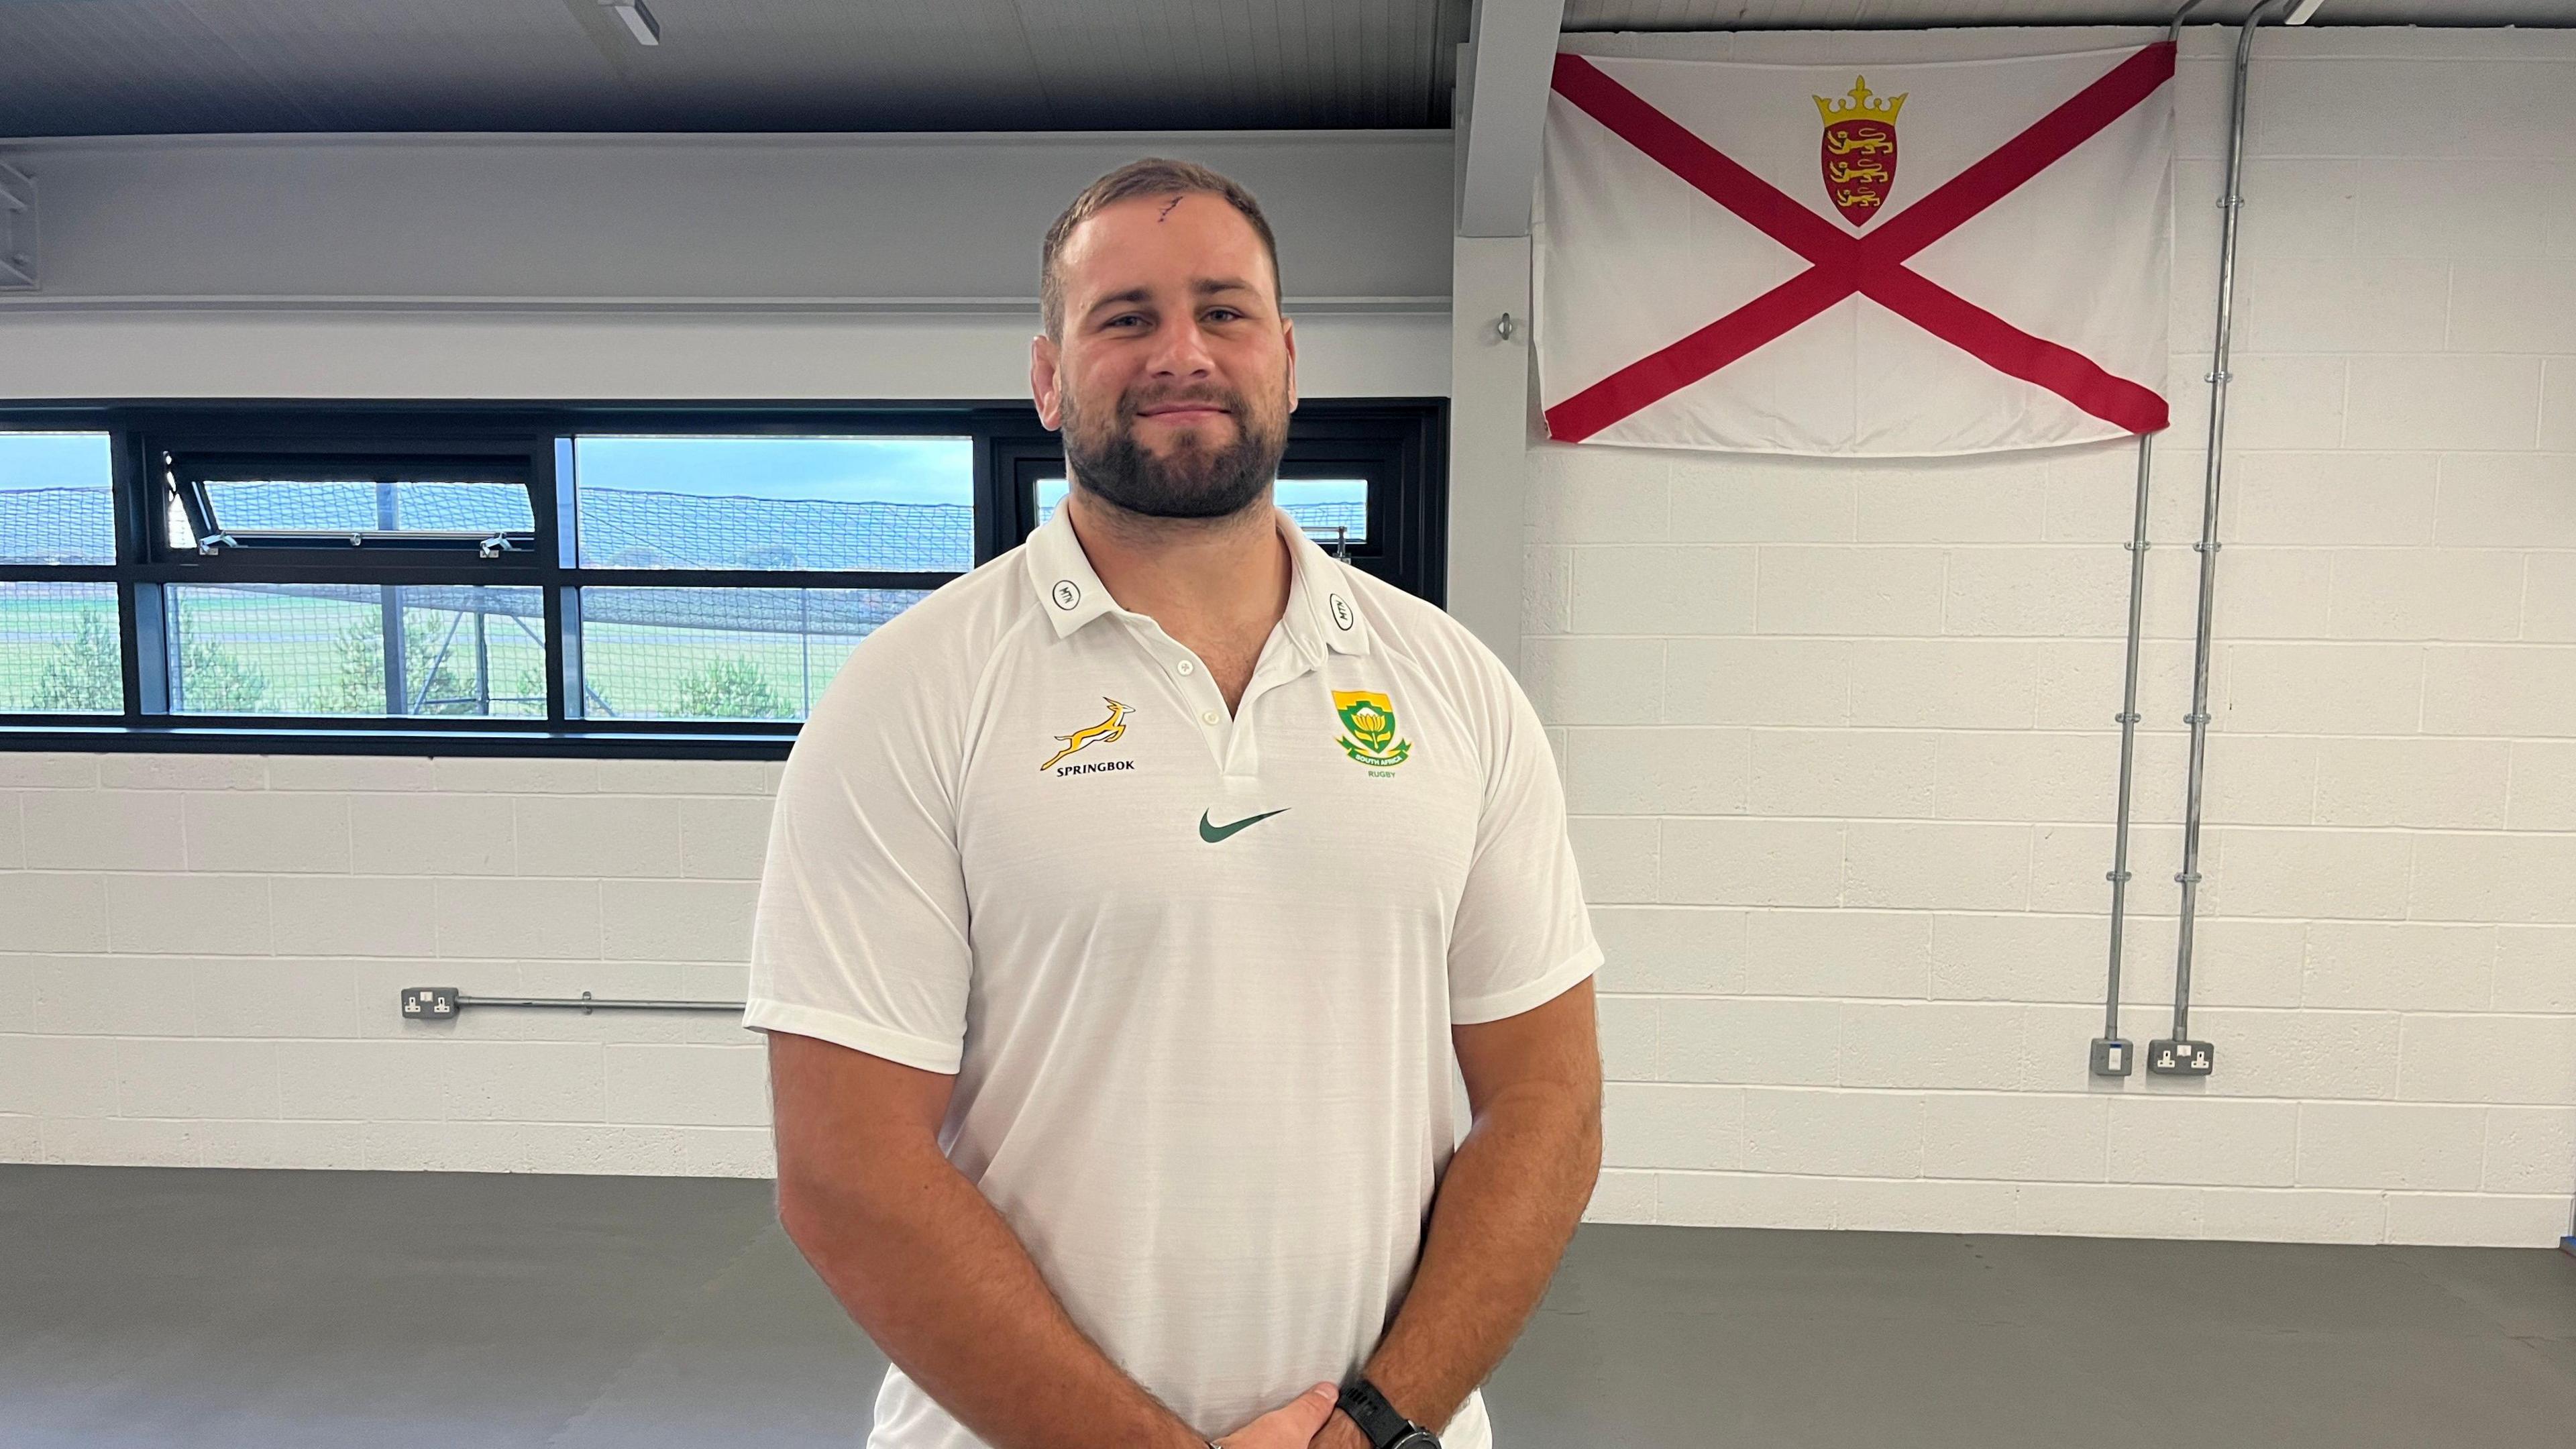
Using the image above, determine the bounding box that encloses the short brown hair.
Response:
[1039,157,1283,340]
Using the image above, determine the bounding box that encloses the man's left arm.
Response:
[1311,975,1603,1448]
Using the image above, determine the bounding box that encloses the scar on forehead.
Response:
[1157,195,1184,221]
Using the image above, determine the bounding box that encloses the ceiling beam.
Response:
[1456,0,1568,238]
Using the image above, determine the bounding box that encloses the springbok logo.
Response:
[1040,697,1131,771]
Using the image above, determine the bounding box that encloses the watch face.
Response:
[1390,1432,1440,1449]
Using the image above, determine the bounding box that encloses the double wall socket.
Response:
[400,986,460,1022]
[2147,1038,2214,1075]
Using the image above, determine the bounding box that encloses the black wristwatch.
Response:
[1336,1377,1440,1449]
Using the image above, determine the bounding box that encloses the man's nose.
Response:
[1146,315,1216,379]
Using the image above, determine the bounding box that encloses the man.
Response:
[746,158,1603,1449]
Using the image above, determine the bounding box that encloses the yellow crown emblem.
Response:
[1815,75,1906,125]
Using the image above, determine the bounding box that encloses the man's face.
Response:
[1030,193,1298,522]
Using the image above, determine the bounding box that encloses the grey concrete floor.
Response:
[3,1165,2573,1448]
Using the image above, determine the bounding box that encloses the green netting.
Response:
[164,584,545,718]
[577,588,925,720]
[0,582,122,713]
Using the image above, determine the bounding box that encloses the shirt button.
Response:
[1176,659,1195,676]
[1199,709,1220,725]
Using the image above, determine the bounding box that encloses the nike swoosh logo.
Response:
[1199,808,1289,843]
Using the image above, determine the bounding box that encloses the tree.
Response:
[324,607,480,716]
[176,638,269,712]
[671,655,790,719]
[29,610,123,712]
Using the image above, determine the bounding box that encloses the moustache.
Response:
[1120,388,1242,420]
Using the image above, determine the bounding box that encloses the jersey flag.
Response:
[1536,42,2176,457]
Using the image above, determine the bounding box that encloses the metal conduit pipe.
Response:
[396,986,744,1020]
[464,993,745,1012]
[2090,0,2218,1081]
[2153,0,2297,1079]
[2090,432,2155,1079]
[2092,3,2236,1072]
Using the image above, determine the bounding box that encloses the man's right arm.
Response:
[767,1028,1210,1449]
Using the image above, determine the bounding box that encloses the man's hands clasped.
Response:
[1212,1381,1341,1449]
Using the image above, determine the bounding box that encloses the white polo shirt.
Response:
[743,500,1601,1449]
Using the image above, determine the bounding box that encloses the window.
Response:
[575,586,930,721]
[0,582,121,713]
[162,583,546,718]
[178,466,537,553]
[1,432,121,713]
[0,402,1444,756]
[572,435,973,572]
[3,432,115,565]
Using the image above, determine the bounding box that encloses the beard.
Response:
[1060,378,1287,523]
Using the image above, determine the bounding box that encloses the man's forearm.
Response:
[1336,1087,1603,1441]
[782,1143,1207,1449]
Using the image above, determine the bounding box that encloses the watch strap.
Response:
[1336,1377,1435,1449]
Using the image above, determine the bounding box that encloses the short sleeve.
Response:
[742,646,973,1075]
[1446,658,1603,1026]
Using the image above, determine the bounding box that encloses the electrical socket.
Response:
[2090,1037,2134,1078]
[400,986,460,1022]
[2147,1038,2214,1075]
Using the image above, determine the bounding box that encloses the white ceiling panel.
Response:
[0,0,1470,136]
[0,0,2563,139]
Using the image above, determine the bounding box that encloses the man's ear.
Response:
[1030,333,1064,431]
[1282,316,1299,415]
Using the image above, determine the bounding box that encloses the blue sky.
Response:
[574,435,975,506]
[0,432,113,491]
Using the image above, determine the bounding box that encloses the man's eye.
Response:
[1106,315,1146,329]
[1205,309,1242,323]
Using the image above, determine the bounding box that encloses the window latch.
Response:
[195,532,237,555]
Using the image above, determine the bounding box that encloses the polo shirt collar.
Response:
[1022,496,1373,658]
[1281,505,1373,659]
[1026,499,1118,639]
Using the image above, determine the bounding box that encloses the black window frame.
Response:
[0,398,1446,758]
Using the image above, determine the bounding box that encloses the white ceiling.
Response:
[0,0,1473,136]
[0,0,2565,138]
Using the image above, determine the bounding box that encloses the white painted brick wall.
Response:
[1537,30,2576,1247]
[0,752,782,1177]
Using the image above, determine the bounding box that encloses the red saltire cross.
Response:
[1545,44,2175,443]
